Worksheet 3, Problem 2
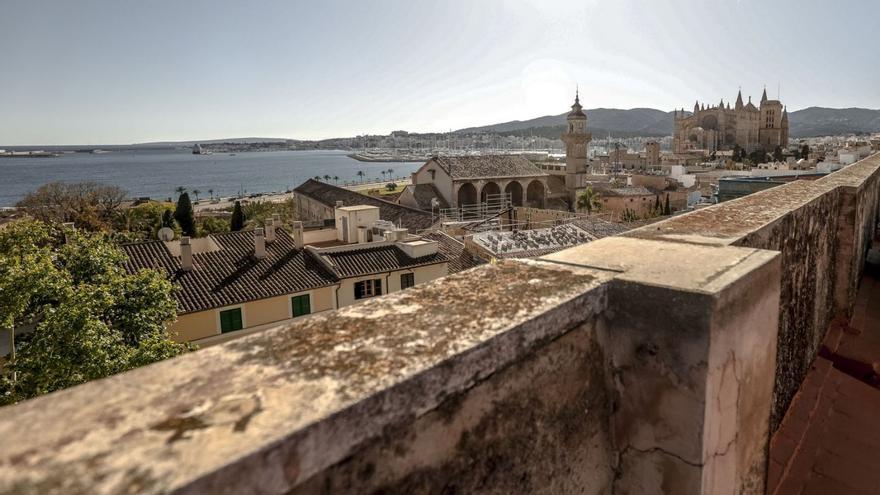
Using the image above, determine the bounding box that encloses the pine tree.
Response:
[230,200,245,231]
[174,192,196,237]
[161,209,175,228]
[653,195,661,215]
[664,194,671,215]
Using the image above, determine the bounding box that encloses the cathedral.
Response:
[673,88,789,154]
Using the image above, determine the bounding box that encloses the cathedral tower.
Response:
[562,89,592,198]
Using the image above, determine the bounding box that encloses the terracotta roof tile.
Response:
[294,179,436,231]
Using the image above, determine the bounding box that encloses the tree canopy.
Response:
[0,221,189,405]
[16,181,127,231]
[174,192,197,237]
[230,200,245,231]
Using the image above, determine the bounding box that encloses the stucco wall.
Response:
[167,287,336,343]
[336,263,449,308]
[412,160,454,206]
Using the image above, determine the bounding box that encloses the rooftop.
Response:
[122,228,337,314]
[430,155,548,180]
[294,179,436,231]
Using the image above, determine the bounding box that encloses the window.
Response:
[219,308,243,333]
[400,273,415,290]
[354,279,382,300]
[292,294,311,317]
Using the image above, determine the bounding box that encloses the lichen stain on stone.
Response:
[225,261,597,400]
[150,394,263,443]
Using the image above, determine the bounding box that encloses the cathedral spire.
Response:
[567,88,586,118]
[761,86,768,103]
[735,88,744,110]
[782,106,789,122]
[694,101,699,114]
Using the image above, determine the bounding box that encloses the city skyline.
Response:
[2,0,879,145]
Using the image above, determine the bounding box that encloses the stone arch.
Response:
[504,181,523,206]
[457,182,477,206]
[700,114,718,131]
[480,181,501,204]
[525,180,545,208]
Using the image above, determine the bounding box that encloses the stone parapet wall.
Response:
[0,154,878,494]
[622,153,880,429]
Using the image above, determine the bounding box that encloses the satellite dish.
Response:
[158,227,175,241]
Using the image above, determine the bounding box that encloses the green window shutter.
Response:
[220,308,243,333]
[292,294,311,317]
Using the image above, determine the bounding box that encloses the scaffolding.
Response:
[439,193,512,223]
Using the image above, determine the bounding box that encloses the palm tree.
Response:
[576,187,601,213]
[387,168,394,179]
[323,174,331,182]
[208,189,214,200]
[381,170,386,181]
[333,176,339,184]
[356,171,365,183]
[175,186,187,196]
[191,189,201,202]
[314,175,321,181]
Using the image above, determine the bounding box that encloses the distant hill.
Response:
[457,107,880,139]
[136,137,289,146]
[456,108,675,138]
[788,107,880,137]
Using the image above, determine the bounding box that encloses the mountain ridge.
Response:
[454,106,880,138]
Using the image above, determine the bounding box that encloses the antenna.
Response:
[778,82,781,100]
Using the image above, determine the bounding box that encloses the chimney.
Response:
[180,236,193,271]
[254,228,267,259]
[292,221,304,249]
[264,218,276,243]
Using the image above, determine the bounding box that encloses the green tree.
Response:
[0,221,188,405]
[161,209,175,229]
[332,176,339,185]
[230,201,245,231]
[622,208,639,223]
[773,146,784,162]
[323,175,331,182]
[576,187,601,213]
[200,216,230,235]
[664,194,671,215]
[208,189,214,200]
[173,192,197,237]
[801,144,810,160]
[191,189,201,203]
[653,195,661,215]
[174,186,187,196]
[357,171,365,183]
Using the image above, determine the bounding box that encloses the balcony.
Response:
[0,154,878,494]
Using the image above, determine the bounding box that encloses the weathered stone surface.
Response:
[0,261,613,495]
[543,236,781,494]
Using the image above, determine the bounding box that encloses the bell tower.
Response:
[562,89,592,196]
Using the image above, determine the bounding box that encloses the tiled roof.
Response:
[470,224,594,259]
[404,183,450,210]
[294,179,436,231]
[432,155,548,180]
[122,229,338,314]
[315,244,448,278]
[570,217,632,239]
[603,186,655,197]
[422,231,485,274]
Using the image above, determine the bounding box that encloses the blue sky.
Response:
[1,0,878,144]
